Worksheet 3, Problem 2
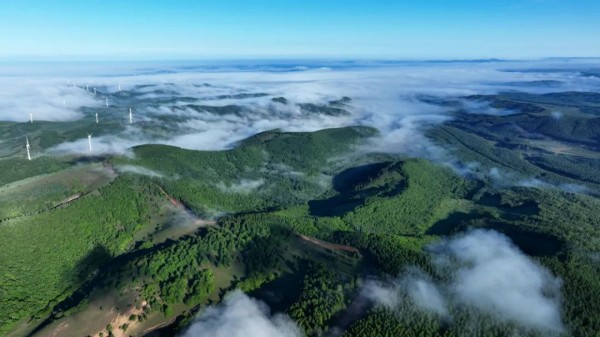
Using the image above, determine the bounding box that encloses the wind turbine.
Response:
[87,133,93,152]
[95,112,99,124]
[129,108,133,124]
[25,136,31,161]
[29,113,33,123]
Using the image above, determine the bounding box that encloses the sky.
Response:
[0,0,599,60]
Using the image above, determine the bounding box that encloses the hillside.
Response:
[1,92,600,337]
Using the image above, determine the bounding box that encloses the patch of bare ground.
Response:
[47,321,69,337]
[91,301,147,337]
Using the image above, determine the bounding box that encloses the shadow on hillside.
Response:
[28,238,186,337]
[429,213,566,258]
[426,211,486,236]
[73,245,113,284]
[309,162,404,217]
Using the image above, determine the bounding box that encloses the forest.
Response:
[1,90,600,337]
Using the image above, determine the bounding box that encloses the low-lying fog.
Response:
[1,59,599,159]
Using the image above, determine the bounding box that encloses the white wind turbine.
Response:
[95,112,99,124]
[25,136,31,161]
[129,108,133,124]
[29,113,33,123]
[87,133,93,152]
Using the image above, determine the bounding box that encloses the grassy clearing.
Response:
[0,163,116,220]
[0,176,156,335]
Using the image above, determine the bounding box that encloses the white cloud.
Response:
[438,229,564,332]
[404,275,449,317]
[180,290,303,337]
[115,164,165,178]
[551,111,563,119]
[363,230,564,333]
[48,134,138,155]
[360,279,400,309]
[361,271,448,318]
[216,179,265,194]
[460,99,517,116]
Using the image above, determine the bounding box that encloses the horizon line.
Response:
[1,56,600,63]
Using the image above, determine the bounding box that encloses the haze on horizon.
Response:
[1,0,599,61]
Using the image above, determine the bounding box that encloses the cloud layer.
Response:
[0,78,100,122]
[180,290,302,337]
[1,60,599,160]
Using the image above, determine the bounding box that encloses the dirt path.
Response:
[140,318,177,336]
[299,234,360,253]
[49,193,83,209]
[156,184,181,207]
[155,183,217,227]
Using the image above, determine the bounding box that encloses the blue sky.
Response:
[1,0,599,60]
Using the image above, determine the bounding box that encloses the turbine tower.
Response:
[87,133,93,152]
[129,108,133,124]
[29,113,33,123]
[95,112,99,124]
[25,136,31,161]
